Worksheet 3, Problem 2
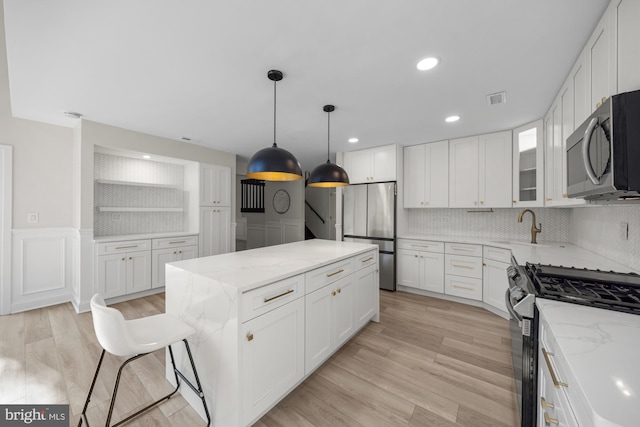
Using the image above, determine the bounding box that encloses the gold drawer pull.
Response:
[263,289,294,303]
[337,288,341,294]
[168,240,187,244]
[115,245,139,250]
[542,348,568,389]
[452,264,474,269]
[247,332,253,342]
[453,285,474,291]
[326,269,345,277]
[544,412,559,426]
[451,247,474,252]
[411,244,433,248]
[361,257,373,263]
[541,397,554,409]
[331,290,336,296]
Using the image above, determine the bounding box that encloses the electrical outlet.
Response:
[619,222,629,241]
[27,213,38,224]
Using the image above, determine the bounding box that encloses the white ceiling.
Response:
[3,0,609,172]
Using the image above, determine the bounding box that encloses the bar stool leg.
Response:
[78,349,106,427]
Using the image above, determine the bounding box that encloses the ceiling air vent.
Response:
[486,91,507,106]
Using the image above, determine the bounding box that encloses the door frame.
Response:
[0,145,12,315]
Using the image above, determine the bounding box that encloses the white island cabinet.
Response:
[165,239,379,427]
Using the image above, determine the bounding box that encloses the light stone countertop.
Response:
[94,231,199,242]
[537,298,640,427]
[168,239,378,292]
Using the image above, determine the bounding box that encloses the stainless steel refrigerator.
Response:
[342,182,396,291]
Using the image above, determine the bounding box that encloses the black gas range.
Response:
[506,261,640,427]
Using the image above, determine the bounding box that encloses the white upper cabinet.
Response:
[403,140,448,208]
[449,132,512,208]
[587,7,616,114]
[615,0,640,93]
[343,144,396,184]
[512,120,543,207]
[200,163,231,206]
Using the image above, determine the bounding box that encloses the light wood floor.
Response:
[0,291,519,426]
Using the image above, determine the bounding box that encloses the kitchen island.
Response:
[165,239,379,427]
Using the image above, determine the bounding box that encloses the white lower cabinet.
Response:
[397,240,445,293]
[200,206,230,256]
[241,296,305,426]
[354,264,377,329]
[305,275,355,374]
[482,246,511,314]
[151,245,198,288]
[444,244,483,301]
[96,241,152,299]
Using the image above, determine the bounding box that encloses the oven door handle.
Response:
[582,117,601,185]
[505,289,523,322]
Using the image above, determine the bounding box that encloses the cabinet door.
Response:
[178,245,198,261]
[305,286,333,374]
[428,140,449,207]
[242,297,305,425]
[397,249,420,288]
[449,136,479,208]
[96,254,127,299]
[544,109,554,205]
[354,264,377,330]
[512,120,544,207]
[200,207,231,256]
[482,259,509,313]
[333,275,356,349]
[572,54,589,127]
[403,144,426,208]
[200,164,231,206]
[588,15,614,114]
[343,150,371,184]
[420,252,445,293]
[126,251,152,294]
[372,145,397,182]
[616,0,640,93]
[152,248,177,288]
[479,131,512,208]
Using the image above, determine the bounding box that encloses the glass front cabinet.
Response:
[512,120,544,207]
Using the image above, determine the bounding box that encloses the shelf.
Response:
[95,179,181,189]
[519,168,536,173]
[96,207,184,212]
[520,187,537,191]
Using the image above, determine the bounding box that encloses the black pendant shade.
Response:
[246,70,303,181]
[308,105,350,187]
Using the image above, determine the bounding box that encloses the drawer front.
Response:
[483,246,512,263]
[444,275,482,301]
[397,239,444,253]
[354,250,377,271]
[445,254,483,278]
[152,235,199,249]
[305,258,355,294]
[445,242,482,257]
[97,239,152,255]
[242,274,305,322]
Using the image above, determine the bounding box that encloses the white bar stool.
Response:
[78,294,210,426]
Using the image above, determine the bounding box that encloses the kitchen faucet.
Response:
[518,209,542,244]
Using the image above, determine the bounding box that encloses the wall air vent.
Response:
[486,91,507,106]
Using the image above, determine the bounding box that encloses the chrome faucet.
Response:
[518,209,542,244]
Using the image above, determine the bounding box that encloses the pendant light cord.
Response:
[327,110,331,163]
[273,78,277,148]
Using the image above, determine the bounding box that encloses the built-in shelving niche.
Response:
[94,152,186,236]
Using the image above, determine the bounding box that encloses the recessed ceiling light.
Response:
[63,111,83,119]
[142,155,151,159]
[416,57,439,71]
[445,115,460,123]
[348,138,359,143]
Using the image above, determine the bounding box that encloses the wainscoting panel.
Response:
[11,228,74,313]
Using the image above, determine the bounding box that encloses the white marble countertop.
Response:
[537,298,640,427]
[94,231,199,242]
[168,239,377,292]
[398,234,637,273]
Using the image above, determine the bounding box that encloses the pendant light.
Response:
[307,105,350,187]
[246,70,303,181]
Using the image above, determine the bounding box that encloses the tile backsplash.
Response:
[405,208,571,242]
[570,205,640,271]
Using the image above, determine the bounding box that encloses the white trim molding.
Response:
[72,228,94,313]
[0,145,12,315]
[11,228,75,313]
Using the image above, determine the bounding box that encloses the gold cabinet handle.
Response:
[361,257,373,263]
[263,289,294,303]
[121,257,125,261]
[453,285,474,291]
[544,412,559,426]
[129,257,132,260]
[452,264,474,269]
[513,200,517,204]
[173,251,177,254]
[546,197,552,201]
[331,290,337,296]
[450,247,474,253]
[115,245,139,250]
[326,269,344,277]
[337,288,341,294]
[542,348,568,389]
[482,262,487,267]
[168,240,186,244]
[480,201,484,205]
[247,332,253,341]
[540,397,554,409]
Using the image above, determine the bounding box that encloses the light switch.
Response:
[27,213,39,224]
